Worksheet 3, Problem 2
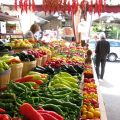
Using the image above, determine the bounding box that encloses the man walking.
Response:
[95,32,110,79]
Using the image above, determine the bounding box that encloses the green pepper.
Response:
[23,82,36,89]
[9,82,25,92]
[0,93,16,99]
[15,82,29,90]
[42,104,64,116]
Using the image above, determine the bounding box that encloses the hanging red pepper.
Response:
[94,0,99,14]
[14,0,17,11]
[42,0,47,14]
[67,1,71,14]
[104,0,106,10]
[32,0,35,11]
[62,0,67,14]
[29,0,31,10]
[88,0,93,13]
[19,0,23,14]
[98,0,103,16]
[80,0,85,10]
[58,0,62,12]
[24,0,28,13]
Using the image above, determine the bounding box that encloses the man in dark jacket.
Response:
[95,32,110,79]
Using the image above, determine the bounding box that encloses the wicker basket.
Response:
[47,54,51,61]
[22,60,36,76]
[41,55,47,66]
[10,63,23,81]
[36,57,42,66]
[0,69,11,88]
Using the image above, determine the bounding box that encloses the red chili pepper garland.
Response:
[15,0,106,15]
[19,0,23,14]
[32,0,35,11]
[88,0,93,13]
[24,0,28,13]
[14,0,17,11]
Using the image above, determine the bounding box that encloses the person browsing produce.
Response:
[25,23,42,41]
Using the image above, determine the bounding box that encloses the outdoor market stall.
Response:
[0,0,108,120]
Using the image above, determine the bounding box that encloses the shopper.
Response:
[93,34,99,65]
[25,23,42,40]
[95,32,110,80]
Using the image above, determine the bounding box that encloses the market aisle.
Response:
[98,61,120,120]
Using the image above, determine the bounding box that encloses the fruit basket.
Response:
[36,57,42,66]
[10,63,23,81]
[41,55,47,66]
[0,68,11,88]
[22,60,36,76]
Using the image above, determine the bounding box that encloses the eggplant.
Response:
[73,65,84,74]
[27,54,35,61]
[60,64,69,71]
[67,65,77,74]
[45,65,55,74]
[33,67,46,73]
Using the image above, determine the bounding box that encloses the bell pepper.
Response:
[40,113,58,120]
[0,114,10,120]
[37,109,64,120]
[19,103,44,120]
[15,76,33,82]
[0,108,6,113]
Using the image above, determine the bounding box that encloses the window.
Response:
[109,41,120,47]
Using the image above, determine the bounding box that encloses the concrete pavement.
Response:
[98,61,120,120]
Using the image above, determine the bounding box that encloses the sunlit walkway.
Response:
[99,61,120,120]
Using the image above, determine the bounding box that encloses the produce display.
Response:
[0,41,103,120]
[0,41,12,53]
[0,61,10,73]
[8,39,33,48]
[13,52,35,62]
[0,55,21,64]
[27,50,46,58]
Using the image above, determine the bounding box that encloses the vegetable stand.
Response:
[92,62,107,120]
[0,43,107,120]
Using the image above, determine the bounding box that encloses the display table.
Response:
[92,62,107,120]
